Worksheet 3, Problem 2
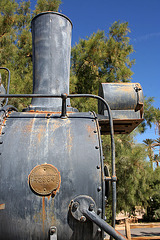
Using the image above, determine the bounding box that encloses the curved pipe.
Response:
[0,67,11,106]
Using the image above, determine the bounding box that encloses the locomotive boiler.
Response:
[0,12,144,240]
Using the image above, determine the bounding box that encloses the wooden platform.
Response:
[104,223,160,240]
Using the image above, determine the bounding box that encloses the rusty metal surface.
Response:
[98,83,144,135]
[0,204,5,210]
[0,111,104,240]
[29,164,61,196]
[98,117,143,135]
[98,83,144,112]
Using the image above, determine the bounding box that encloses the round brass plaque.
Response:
[29,164,61,196]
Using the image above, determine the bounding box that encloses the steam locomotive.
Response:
[0,12,143,240]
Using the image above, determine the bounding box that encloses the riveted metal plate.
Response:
[29,164,61,196]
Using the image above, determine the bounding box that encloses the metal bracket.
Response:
[105,176,117,182]
[134,84,143,111]
[69,195,97,222]
[61,93,68,118]
[69,195,126,240]
[49,226,57,240]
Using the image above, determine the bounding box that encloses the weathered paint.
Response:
[22,118,36,133]
[42,196,46,235]
[0,204,5,210]
[0,111,104,240]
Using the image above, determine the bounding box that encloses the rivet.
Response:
[98,228,101,232]
[50,227,56,235]
[51,228,55,234]
[89,204,94,211]
[97,208,102,215]
[47,113,51,119]
[95,146,99,149]
[80,216,86,222]
[72,202,79,209]
[97,186,101,192]
[97,165,100,169]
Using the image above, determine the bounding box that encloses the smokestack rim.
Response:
[31,11,73,28]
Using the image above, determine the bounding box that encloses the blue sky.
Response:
[59,0,160,147]
[31,0,160,145]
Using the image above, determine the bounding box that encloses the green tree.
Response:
[143,167,160,221]
[34,0,61,15]
[0,0,61,110]
[71,22,134,111]
[138,97,160,133]
[143,138,155,169]
[104,134,150,217]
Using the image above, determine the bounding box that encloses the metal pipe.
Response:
[31,12,72,111]
[0,94,61,98]
[0,67,11,106]
[82,209,127,240]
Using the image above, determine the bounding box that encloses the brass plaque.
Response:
[29,164,61,196]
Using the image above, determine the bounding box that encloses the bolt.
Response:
[72,202,79,209]
[80,216,86,222]
[50,228,56,235]
[97,165,100,169]
[97,228,101,232]
[97,208,102,215]
[97,186,102,192]
[95,146,99,149]
[47,114,51,119]
[89,203,94,211]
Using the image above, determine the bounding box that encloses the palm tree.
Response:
[152,137,160,167]
[143,138,155,169]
